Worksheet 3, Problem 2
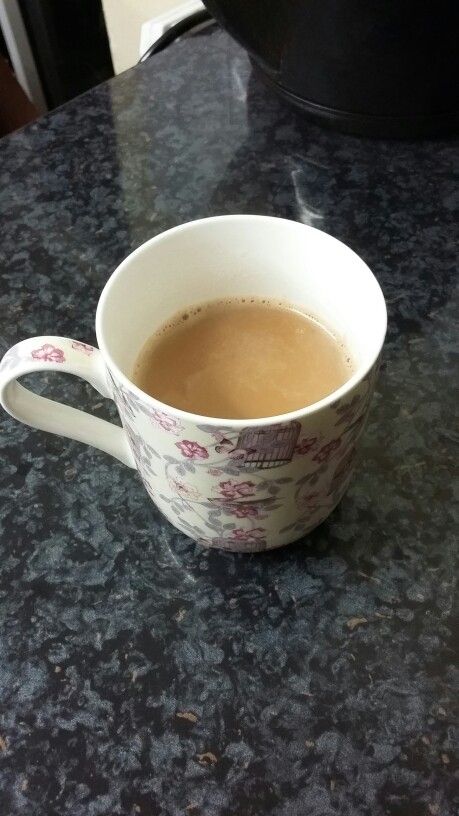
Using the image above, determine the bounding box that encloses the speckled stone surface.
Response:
[0,25,458,816]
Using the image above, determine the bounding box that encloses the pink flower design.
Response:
[31,344,65,363]
[175,440,209,460]
[169,478,200,500]
[219,480,256,500]
[208,467,223,476]
[150,409,183,435]
[71,341,94,355]
[235,482,257,497]
[227,504,259,519]
[313,438,342,464]
[295,436,318,455]
[232,527,266,542]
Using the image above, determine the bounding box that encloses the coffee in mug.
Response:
[132,297,354,419]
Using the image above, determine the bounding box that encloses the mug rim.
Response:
[95,214,387,428]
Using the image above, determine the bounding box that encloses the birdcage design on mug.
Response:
[236,421,301,469]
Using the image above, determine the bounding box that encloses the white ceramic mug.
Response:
[0,215,386,551]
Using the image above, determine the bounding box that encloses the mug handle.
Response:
[0,336,136,469]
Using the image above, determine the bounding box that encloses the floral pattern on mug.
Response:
[222,503,260,519]
[175,440,209,459]
[169,478,200,500]
[109,374,149,422]
[104,357,378,551]
[218,480,256,499]
[71,341,94,355]
[31,344,65,363]
[150,409,183,435]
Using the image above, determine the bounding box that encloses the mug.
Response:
[0,215,386,552]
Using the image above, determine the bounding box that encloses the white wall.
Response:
[102,0,179,74]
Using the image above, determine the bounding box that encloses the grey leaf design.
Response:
[208,509,223,522]
[204,518,222,532]
[222,466,242,477]
[139,462,157,479]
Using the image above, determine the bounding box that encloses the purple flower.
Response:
[169,478,200,500]
[150,409,183,434]
[71,341,94,355]
[176,440,209,460]
[223,503,259,519]
[233,505,259,519]
[31,344,65,363]
[219,480,256,500]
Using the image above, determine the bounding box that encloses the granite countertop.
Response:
[0,24,457,816]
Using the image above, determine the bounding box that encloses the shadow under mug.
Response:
[0,215,387,551]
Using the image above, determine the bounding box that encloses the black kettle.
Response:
[204,0,459,137]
